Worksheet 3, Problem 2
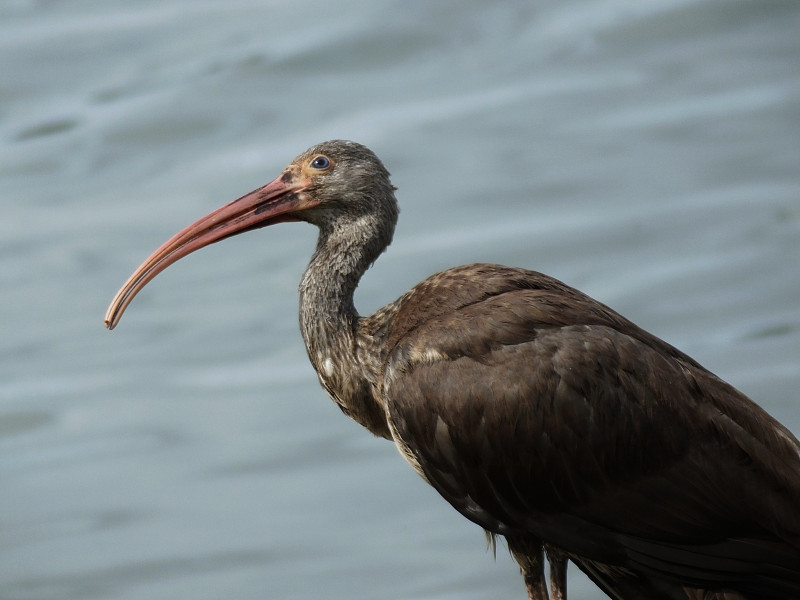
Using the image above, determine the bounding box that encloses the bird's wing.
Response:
[381,267,800,598]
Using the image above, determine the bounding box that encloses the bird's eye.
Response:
[310,156,331,170]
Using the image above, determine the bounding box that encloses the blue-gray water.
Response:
[2,1,799,599]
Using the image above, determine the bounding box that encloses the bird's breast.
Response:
[387,415,428,481]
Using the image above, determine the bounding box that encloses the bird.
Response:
[105,140,800,600]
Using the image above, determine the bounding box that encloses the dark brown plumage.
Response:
[106,140,800,600]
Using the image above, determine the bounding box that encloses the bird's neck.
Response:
[297,217,391,437]
[299,221,370,351]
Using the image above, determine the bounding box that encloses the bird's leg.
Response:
[545,545,568,600]
[507,536,550,600]
[521,548,549,600]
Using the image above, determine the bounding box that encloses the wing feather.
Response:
[381,266,800,598]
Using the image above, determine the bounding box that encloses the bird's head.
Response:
[104,140,398,330]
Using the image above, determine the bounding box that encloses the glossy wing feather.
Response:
[382,265,800,599]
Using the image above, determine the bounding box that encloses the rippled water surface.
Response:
[2,1,799,599]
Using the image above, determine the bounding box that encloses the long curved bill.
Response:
[104,173,313,330]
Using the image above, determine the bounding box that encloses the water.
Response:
[2,1,799,598]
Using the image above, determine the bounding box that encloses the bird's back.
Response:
[377,263,800,600]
